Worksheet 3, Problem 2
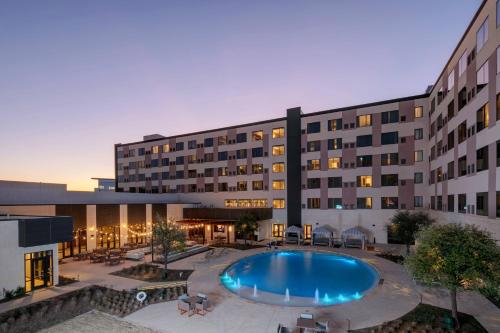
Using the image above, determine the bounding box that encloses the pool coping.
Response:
[216,248,383,308]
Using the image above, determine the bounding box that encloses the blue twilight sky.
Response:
[0,0,481,190]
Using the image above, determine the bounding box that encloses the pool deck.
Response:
[126,245,500,333]
[1,245,499,332]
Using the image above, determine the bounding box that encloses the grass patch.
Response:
[111,263,192,282]
[351,303,487,333]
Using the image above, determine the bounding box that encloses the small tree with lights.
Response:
[153,216,186,278]
[406,223,500,328]
[235,213,258,247]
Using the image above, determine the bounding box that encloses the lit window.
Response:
[328,157,341,169]
[272,180,286,190]
[357,114,372,127]
[476,17,488,52]
[163,144,170,152]
[357,197,372,209]
[414,106,423,118]
[272,127,285,138]
[414,150,424,162]
[252,181,264,191]
[152,146,159,154]
[252,131,263,141]
[273,199,285,209]
[307,159,320,170]
[459,50,467,76]
[357,176,372,187]
[272,162,285,173]
[272,145,285,156]
[447,70,455,92]
[272,224,284,237]
[224,199,238,208]
[252,164,263,174]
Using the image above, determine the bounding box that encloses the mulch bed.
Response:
[110,263,193,282]
[350,303,487,333]
[375,252,405,265]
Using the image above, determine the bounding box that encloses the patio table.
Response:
[297,318,315,332]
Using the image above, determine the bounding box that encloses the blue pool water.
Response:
[221,251,379,306]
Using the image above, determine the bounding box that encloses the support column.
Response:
[86,205,97,252]
[120,204,128,246]
[146,204,153,234]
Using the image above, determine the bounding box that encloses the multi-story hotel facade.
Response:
[115,0,500,244]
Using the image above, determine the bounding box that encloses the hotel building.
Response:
[115,0,500,244]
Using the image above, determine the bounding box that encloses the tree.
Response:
[152,216,186,277]
[406,224,500,328]
[235,213,258,246]
[389,210,434,255]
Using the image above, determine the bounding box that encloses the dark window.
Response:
[205,183,214,192]
[328,198,342,209]
[175,156,184,165]
[175,142,184,151]
[381,174,398,186]
[328,138,342,150]
[458,156,467,176]
[151,159,159,167]
[218,183,228,192]
[175,170,184,179]
[138,148,145,156]
[328,177,342,188]
[328,119,342,131]
[188,140,197,149]
[218,151,228,161]
[307,122,321,134]
[414,128,423,140]
[307,178,321,189]
[458,87,467,111]
[381,132,398,145]
[236,149,247,159]
[204,153,214,162]
[497,140,500,167]
[236,133,247,143]
[356,135,372,147]
[307,141,321,152]
[381,197,398,209]
[476,192,488,216]
[161,158,169,166]
[151,173,158,180]
[458,121,467,143]
[204,168,214,177]
[476,146,489,172]
[447,161,455,179]
[252,147,263,158]
[448,195,454,212]
[458,194,467,213]
[447,100,455,119]
[447,130,455,150]
[497,93,500,121]
[204,137,214,147]
[356,155,372,167]
[381,153,398,166]
[414,172,423,184]
[381,110,399,124]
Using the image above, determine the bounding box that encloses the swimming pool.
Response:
[220,250,379,306]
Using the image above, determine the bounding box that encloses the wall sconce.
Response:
[228,226,233,232]
[89,227,95,232]
[207,225,211,231]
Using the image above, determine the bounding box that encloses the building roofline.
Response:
[116,116,287,147]
[116,93,429,147]
[301,93,430,118]
[428,0,487,96]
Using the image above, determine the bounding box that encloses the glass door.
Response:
[25,251,53,293]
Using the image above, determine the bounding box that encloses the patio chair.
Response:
[177,299,193,316]
[195,299,209,315]
[315,320,329,332]
[277,324,292,333]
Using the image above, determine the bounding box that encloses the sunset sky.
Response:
[0,0,480,191]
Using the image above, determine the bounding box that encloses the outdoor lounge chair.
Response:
[315,320,329,332]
